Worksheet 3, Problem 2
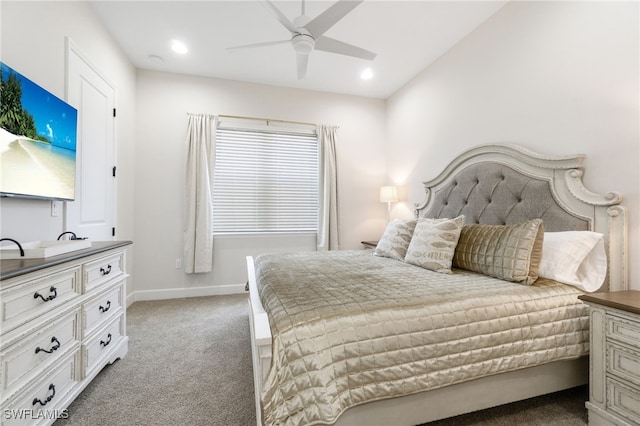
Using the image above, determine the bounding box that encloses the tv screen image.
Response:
[0,62,78,201]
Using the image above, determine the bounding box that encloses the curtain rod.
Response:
[186,112,215,116]
[187,113,338,129]
[218,114,317,128]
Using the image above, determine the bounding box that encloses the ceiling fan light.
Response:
[292,34,315,55]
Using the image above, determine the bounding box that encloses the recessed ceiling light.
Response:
[171,40,188,54]
[148,54,164,64]
[360,68,374,80]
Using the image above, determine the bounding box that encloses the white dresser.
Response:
[0,241,131,425]
[579,291,640,426]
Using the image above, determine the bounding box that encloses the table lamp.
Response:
[379,185,399,221]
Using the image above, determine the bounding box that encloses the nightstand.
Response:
[361,241,378,249]
[578,291,640,426]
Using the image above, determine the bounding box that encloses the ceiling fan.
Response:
[227,0,376,80]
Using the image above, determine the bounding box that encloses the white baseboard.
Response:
[126,283,246,306]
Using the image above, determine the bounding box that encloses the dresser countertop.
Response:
[1,240,132,281]
[578,290,640,316]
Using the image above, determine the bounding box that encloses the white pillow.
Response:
[374,219,417,261]
[538,231,607,292]
[405,216,465,274]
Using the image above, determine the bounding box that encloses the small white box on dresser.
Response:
[0,241,132,426]
[579,291,640,426]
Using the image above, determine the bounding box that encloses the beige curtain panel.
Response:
[317,124,339,251]
[184,113,214,273]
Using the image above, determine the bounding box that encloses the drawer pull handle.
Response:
[33,286,57,302]
[99,300,111,313]
[100,333,112,347]
[100,265,112,275]
[35,336,61,354]
[32,384,56,407]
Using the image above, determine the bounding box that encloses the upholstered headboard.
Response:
[415,144,627,291]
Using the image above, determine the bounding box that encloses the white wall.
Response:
[0,1,137,296]
[3,1,637,298]
[133,70,387,300]
[0,2,386,303]
[386,1,639,289]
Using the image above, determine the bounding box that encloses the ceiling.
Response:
[89,1,508,99]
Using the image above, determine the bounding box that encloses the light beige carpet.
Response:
[55,294,588,426]
[56,294,255,426]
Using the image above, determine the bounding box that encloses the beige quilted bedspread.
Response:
[255,250,589,426]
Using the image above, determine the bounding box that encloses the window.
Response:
[212,118,318,234]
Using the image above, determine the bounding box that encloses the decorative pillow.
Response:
[374,219,417,261]
[453,219,544,285]
[538,231,607,292]
[404,216,465,273]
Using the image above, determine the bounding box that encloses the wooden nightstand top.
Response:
[361,240,378,248]
[578,290,640,316]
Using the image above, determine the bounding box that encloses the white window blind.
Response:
[212,119,318,234]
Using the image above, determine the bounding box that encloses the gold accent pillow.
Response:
[404,216,465,273]
[453,219,544,285]
[374,219,417,261]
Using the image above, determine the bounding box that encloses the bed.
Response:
[246,144,628,426]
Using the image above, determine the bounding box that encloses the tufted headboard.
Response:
[415,144,627,291]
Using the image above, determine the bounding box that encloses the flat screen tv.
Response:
[1,62,78,201]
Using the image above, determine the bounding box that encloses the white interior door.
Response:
[65,39,116,240]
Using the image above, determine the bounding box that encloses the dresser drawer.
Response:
[606,377,640,424]
[83,253,124,293]
[0,268,81,335]
[1,310,80,401]
[607,342,640,388]
[83,315,124,377]
[3,351,79,426]
[606,314,640,348]
[82,284,123,338]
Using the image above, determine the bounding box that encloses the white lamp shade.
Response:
[379,185,399,203]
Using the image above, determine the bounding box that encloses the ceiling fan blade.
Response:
[315,35,376,60]
[262,0,298,34]
[226,40,290,52]
[297,53,309,80]
[305,0,363,36]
